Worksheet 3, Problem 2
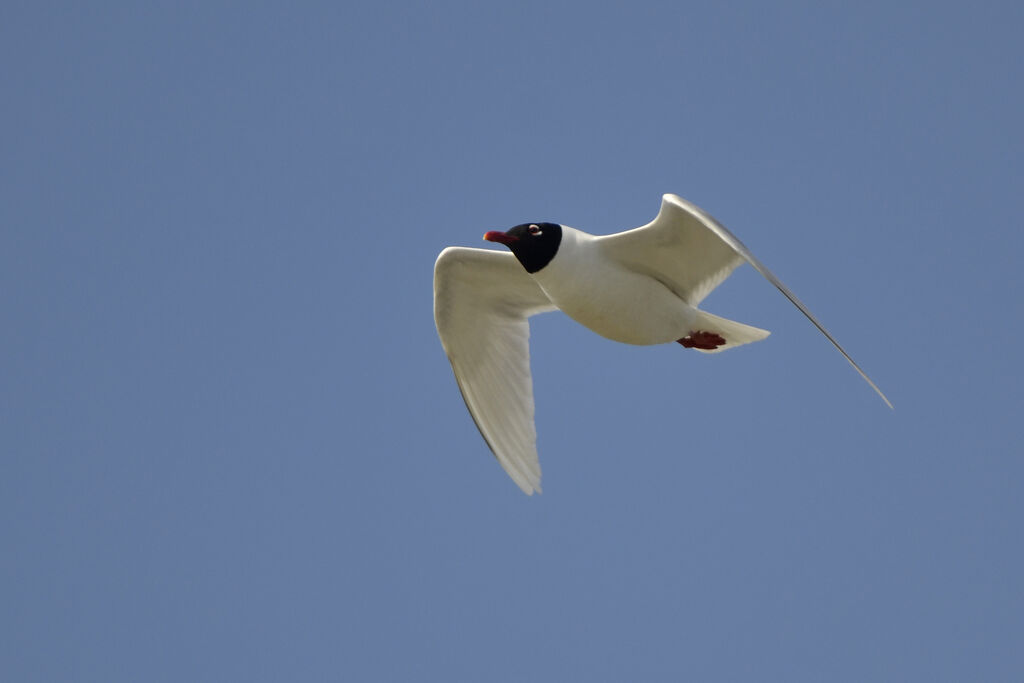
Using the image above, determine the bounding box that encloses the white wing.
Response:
[601,194,893,409]
[596,194,746,306]
[433,247,557,494]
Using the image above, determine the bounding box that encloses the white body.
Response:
[532,226,698,345]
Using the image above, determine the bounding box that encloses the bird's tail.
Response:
[684,310,771,354]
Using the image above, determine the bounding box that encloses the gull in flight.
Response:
[434,194,892,494]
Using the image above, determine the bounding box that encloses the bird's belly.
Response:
[537,271,696,346]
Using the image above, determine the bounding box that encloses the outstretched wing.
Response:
[433,247,558,494]
[599,194,893,409]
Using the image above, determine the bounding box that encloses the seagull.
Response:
[433,194,891,494]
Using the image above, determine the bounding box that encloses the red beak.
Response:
[484,231,519,246]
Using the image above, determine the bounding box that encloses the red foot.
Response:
[677,330,726,350]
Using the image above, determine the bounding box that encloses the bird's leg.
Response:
[677,331,726,350]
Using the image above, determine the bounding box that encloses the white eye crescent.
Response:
[528,224,542,236]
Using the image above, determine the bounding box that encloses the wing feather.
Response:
[600,195,892,409]
[433,247,557,493]
[596,195,745,306]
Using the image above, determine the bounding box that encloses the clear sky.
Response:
[2,2,1022,681]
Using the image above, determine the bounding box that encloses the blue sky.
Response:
[2,1,1022,680]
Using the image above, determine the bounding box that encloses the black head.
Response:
[483,222,562,273]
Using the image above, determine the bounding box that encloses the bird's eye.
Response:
[528,224,542,236]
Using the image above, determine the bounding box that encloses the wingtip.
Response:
[514,480,541,496]
[852,364,894,411]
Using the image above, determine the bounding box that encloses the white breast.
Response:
[531,227,697,345]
